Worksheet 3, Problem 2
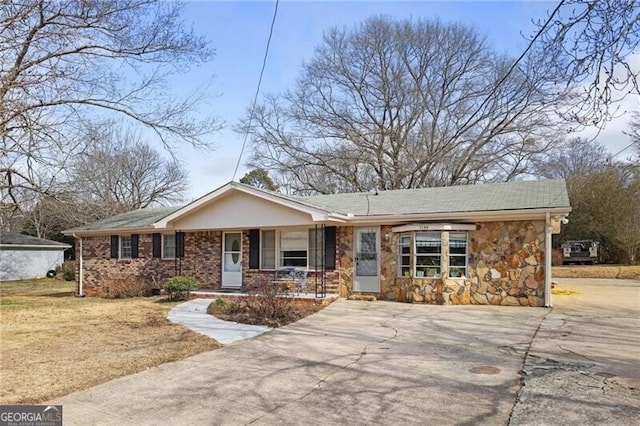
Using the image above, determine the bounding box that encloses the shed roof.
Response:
[0,233,71,249]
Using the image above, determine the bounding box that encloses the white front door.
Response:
[354,227,380,292]
[222,232,242,288]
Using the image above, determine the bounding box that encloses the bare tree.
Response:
[534,137,612,179]
[239,17,568,194]
[69,125,188,219]
[531,0,640,128]
[1,0,220,219]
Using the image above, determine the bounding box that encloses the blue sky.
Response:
[171,1,639,200]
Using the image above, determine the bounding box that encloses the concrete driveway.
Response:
[52,278,639,425]
[510,278,640,425]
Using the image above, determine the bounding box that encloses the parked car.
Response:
[561,240,604,265]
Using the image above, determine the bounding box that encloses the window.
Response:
[120,236,132,259]
[261,230,276,269]
[398,234,411,276]
[308,228,323,269]
[448,233,468,278]
[415,232,441,278]
[397,231,467,278]
[280,230,308,267]
[162,234,176,259]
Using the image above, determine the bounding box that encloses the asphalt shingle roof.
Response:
[64,179,569,233]
[0,232,71,248]
[64,206,182,234]
[304,179,570,216]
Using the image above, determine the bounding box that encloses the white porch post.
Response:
[544,212,552,307]
[78,237,84,297]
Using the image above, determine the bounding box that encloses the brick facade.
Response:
[78,221,547,306]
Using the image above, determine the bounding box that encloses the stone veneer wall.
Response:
[371,220,547,307]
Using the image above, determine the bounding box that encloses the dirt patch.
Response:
[0,279,220,405]
[553,265,640,280]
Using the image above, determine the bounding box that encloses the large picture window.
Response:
[259,228,326,269]
[162,234,176,259]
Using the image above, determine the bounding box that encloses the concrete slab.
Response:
[167,299,271,345]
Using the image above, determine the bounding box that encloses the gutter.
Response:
[0,244,71,249]
[544,212,552,307]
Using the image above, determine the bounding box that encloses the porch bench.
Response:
[272,267,308,293]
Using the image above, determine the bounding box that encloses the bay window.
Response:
[398,231,468,279]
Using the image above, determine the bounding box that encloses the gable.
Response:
[169,191,317,230]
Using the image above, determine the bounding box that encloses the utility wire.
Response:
[232,0,279,181]
[456,0,565,133]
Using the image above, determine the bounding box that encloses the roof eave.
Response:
[347,207,572,224]
[0,244,71,249]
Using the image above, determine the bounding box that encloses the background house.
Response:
[0,233,71,281]
[64,179,571,306]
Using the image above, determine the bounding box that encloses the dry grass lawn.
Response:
[0,279,220,404]
[553,265,640,280]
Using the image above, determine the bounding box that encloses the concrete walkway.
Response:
[167,298,271,345]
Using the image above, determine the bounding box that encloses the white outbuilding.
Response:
[0,233,71,281]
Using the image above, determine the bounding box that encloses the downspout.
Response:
[544,212,552,307]
[73,234,85,297]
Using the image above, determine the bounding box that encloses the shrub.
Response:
[100,277,150,299]
[63,264,75,281]
[164,276,199,301]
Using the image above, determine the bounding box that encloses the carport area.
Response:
[53,278,639,425]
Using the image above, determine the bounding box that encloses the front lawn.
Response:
[0,279,219,404]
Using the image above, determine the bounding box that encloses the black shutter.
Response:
[152,233,161,258]
[249,229,260,269]
[324,226,336,270]
[176,232,185,258]
[110,235,119,259]
[131,234,139,258]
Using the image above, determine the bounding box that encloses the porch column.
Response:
[76,236,84,297]
[544,212,552,307]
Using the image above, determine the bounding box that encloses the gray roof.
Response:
[304,179,570,216]
[64,179,569,233]
[0,232,71,248]
[64,206,182,234]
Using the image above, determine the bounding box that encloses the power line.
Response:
[232,0,279,181]
[456,0,565,133]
